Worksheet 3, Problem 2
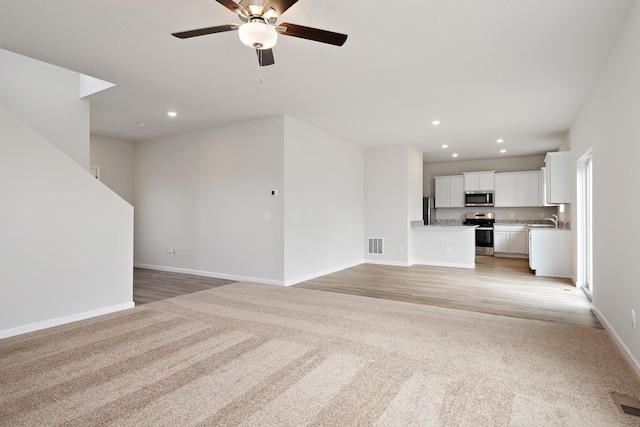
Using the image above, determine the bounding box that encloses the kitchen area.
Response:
[413,152,572,278]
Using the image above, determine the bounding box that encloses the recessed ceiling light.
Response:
[452,153,458,158]
[167,111,177,117]
[432,120,441,126]
[136,122,147,127]
[496,138,504,143]
[500,149,506,153]
[442,144,449,149]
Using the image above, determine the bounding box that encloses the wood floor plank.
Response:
[133,268,236,305]
[295,257,602,329]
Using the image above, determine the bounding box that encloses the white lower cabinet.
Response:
[528,229,571,277]
[494,225,527,256]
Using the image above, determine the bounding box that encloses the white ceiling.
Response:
[0,0,633,163]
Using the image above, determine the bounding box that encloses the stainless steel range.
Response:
[464,212,495,256]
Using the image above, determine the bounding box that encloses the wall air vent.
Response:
[368,238,384,255]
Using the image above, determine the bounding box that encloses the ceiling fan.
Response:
[172,0,348,66]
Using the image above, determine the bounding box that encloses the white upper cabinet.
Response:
[434,175,464,208]
[544,152,571,204]
[494,171,541,207]
[463,171,495,191]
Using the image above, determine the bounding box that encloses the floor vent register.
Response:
[611,392,640,417]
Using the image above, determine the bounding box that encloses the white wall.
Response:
[407,146,424,263]
[423,155,545,197]
[133,116,286,284]
[364,145,422,266]
[0,106,133,337]
[566,1,640,374]
[283,117,364,284]
[90,135,134,204]
[0,49,90,169]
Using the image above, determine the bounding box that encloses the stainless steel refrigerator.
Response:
[423,197,435,225]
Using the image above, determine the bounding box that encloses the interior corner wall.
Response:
[283,116,364,285]
[90,135,134,205]
[133,116,285,284]
[0,48,90,169]
[407,146,424,263]
[364,145,417,266]
[566,1,640,373]
[0,105,133,337]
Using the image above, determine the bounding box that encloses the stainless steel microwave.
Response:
[464,191,494,207]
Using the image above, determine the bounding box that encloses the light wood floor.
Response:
[133,268,236,305]
[134,258,602,329]
[296,257,603,329]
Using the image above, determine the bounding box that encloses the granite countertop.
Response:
[412,224,474,229]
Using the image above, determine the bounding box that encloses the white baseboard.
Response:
[412,260,475,269]
[0,302,134,340]
[283,260,363,287]
[133,263,285,286]
[592,305,640,378]
[363,259,412,267]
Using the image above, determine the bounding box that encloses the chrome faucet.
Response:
[545,214,559,228]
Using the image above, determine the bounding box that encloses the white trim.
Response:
[592,305,640,378]
[412,260,476,269]
[363,259,412,267]
[284,260,363,287]
[133,263,285,286]
[0,302,134,339]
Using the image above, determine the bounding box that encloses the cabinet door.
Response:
[510,231,527,254]
[545,152,571,204]
[494,231,509,253]
[478,173,495,191]
[515,172,541,207]
[464,174,479,191]
[494,173,516,207]
[435,177,449,208]
[449,175,465,207]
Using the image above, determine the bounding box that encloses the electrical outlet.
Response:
[510,212,515,219]
[168,248,175,255]
[540,212,544,218]
[446,246,451,253]
[632,310,636,329]
[398,245,404,253]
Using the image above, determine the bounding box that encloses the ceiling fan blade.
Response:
[257,48,275,66]
[262,0,300,16]
[215,0,248,15]
[172,24,239,39]
[277,23,347,46]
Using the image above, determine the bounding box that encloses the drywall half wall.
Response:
[283,116,364,285]
[364,145,423,266]
[90,135,134,204]
[566,1,640,375]
[133,116,285,284]
[0,48,90,169]
[0,106,134,338]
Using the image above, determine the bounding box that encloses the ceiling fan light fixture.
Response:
[239,21,278,49]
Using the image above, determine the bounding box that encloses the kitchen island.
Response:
[412,225,476,268]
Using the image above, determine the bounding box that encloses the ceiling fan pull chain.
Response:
[257,51,264,94]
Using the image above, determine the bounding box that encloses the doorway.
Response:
[577,149,593,296]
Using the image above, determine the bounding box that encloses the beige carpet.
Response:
[1,282,639,426]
